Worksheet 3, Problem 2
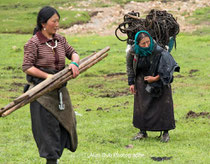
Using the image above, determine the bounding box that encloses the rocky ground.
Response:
[59,0,210,36]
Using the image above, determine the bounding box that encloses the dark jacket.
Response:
[158,49,180,85]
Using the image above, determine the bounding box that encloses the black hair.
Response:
[136,32,149,44]
[33,6,60,35]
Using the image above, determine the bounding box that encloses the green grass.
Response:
[0,33,210,163]
[0,0,210,163]
[189,7,210,25]
[186,6,210,35]
[0,0,90,34]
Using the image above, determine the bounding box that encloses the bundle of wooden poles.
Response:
[0,46,110,117]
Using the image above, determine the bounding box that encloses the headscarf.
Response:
[134,30,154,57]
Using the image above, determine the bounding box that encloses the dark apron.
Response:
[27,68,77,159]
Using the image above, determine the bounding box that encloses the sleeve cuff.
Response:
[128,77,135,85]
[22,65,33,72]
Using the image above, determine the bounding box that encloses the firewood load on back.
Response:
[0,47,110,117]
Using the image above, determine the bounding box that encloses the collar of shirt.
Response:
[36,31,60,44]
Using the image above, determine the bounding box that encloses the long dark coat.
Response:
[126,44,176,131]
[133,73,175,131]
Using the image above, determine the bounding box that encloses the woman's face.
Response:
[43,13,59,35]
[139,37,150,48]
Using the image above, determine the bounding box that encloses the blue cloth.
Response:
[168,37,175,52]
[134,30,154,57]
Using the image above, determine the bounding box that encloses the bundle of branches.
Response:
[0,47,110,117]
[115,9,180,49]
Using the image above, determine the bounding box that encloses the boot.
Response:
[132,130,148,140]
[161,131,170,143]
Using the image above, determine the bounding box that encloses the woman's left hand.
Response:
[144,76,158,83]
[69,64,79,78]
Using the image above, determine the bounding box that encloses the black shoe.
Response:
[132,131,148,140]
[161,133,170,143]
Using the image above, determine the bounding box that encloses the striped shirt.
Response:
[22,31,77,72]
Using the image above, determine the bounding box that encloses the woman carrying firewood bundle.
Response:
[126,30,180,142]
[22,6,79,164]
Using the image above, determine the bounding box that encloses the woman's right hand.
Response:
[69,63,79,78]
[129,85,136,94]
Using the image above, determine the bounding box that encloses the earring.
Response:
[43,28,46,31]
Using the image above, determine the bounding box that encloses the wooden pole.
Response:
[0,47,110,116]
[0,47,109,117]
[2,53,108,117]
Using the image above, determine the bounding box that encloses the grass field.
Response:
[0,0,210,163]
[0,33,209,163]
[0,0,91,34]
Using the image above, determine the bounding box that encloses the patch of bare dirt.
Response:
[151,156,172,161]
[189,69,199,77]
[58,0,210,36]
[3,66,16,70]
[88,84,104,88]
[125,144,134,149]
[174,74,184,78]
[189,69,199,74]
[11,82,24,87]
[186,110,210,119]
[106,72,126,76]
[12,76,24,79]
[96,107,110,111]
[99,89,130,98]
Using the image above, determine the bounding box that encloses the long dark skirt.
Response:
[30,100,71,159]
[133,73,175,131]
